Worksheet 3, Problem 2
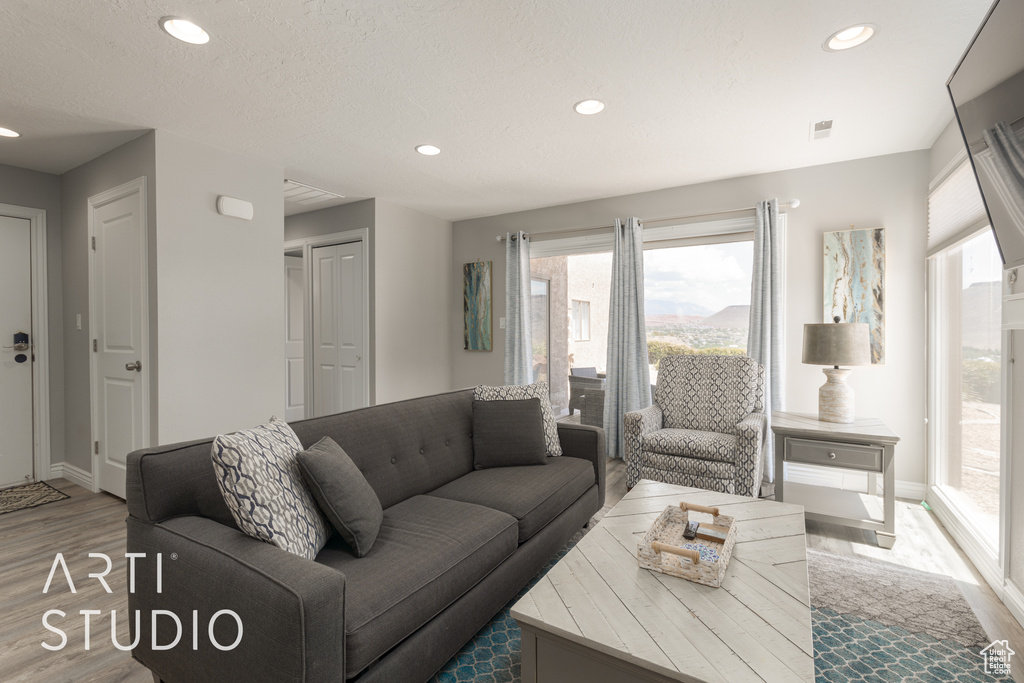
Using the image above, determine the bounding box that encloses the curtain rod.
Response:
[495,198,800,242]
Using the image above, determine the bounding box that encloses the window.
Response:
[929,229,1002,550]
[644,241,753,381]
[572,300,590,341]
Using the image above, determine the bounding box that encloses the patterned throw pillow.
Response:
[473,382,562,456]
[211,417,330,560]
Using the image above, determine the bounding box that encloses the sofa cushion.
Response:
[427,456,594,544]
[296,437,383,557]
[316,495,517,678]
[211,417,330,560]
[474,383,562,457]
[643,428,737,463]
[472,398,548,469]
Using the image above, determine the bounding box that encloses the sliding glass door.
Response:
[930,229,1003,551]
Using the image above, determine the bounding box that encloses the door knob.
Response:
[125,360,142,372]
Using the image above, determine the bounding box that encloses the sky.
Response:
[961,229,1002,288]
[643,241,753,315]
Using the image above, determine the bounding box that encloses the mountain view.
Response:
[646,304,749,354]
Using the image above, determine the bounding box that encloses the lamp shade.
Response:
[802,322,870,366]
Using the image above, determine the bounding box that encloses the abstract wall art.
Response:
[824,227,885,364]
[463,260,492,351]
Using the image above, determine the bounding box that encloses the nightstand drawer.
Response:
[786,438,882,472]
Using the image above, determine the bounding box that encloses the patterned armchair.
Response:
[624,355,766,497]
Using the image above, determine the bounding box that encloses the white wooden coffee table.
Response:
[512,480,813,683]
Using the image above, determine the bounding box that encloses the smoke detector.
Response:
[810,119,834,141]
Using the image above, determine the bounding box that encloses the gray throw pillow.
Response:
[211,417,330,560]
[473,382,562,456]
[296,437,383,557]
[472,398,548,469]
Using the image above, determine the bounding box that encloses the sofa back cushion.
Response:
[127,389,476,523]
[655,355,763,434]
[289,390,475,510]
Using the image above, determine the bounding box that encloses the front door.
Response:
[0,215,34,487]
[90,179,149,498]
[311,242,366,416]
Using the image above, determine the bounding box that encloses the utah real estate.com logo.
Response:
[981,640,1014,677]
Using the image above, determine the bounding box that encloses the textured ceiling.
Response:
[0,0,993,220]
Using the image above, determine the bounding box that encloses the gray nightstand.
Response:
[772,411,900,548]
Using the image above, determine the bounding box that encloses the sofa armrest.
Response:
[557,422,606,508]
[734,411,767,498]
[623,404,663,488]
[126,516,345,683]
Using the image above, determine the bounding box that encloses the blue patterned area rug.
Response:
[432,540,1011,682]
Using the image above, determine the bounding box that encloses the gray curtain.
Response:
[604,217,652,458]
[982,122,1024,219]
[747,198,784,495]
[504,231,533,385]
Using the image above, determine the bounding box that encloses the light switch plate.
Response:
[499,317,506,329]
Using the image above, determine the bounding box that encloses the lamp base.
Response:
[818,367,855,423]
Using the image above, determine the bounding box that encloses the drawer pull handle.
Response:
[829,452,837,459]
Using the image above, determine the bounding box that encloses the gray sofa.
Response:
[125,388,605,683]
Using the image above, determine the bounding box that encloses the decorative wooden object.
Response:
[637,501,737,588]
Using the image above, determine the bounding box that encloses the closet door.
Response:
[311,242,365,416]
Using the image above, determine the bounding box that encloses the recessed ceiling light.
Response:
[0,127,20,138]
[823,24,877,52]
[415,144,441,156]
[574,99,605,115]
[159,16,210,45]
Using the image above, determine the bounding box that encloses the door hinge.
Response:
[94,441,99,455]
[91,236,96,250]
[93,339,97,352]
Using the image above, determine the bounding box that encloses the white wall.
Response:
[451,151,930,487]
[154,131,285,442]
[374,199,452,403]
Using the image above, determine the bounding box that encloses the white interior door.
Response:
[90,179,148,499]
[0,215,34,487]
[284,256,305,421]
[311,242,366,416]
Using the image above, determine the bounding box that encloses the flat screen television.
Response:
[948,0,1024,270]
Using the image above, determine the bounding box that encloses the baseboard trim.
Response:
[49,462,93,491]
[926,485,1004,598]
[1003,580,1024,632]
[784,463,926,501]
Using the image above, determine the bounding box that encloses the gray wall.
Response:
[154,130,285,443]
[374,199,452,403]
[60,132,157,472]
[285,199,377,402]
[0,163,64,468]
[451,151,930,486]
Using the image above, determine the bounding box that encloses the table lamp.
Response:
[802,317,870,423]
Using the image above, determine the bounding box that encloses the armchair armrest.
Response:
[557,422,606,507]
[127,516,345,683]
[734,411,767,498]
[623,404,663,488]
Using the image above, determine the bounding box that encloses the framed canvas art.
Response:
[464,261,492,351]
[824,227,885,364]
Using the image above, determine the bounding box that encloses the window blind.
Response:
[927,160,989,256]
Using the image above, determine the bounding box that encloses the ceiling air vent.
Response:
[810,120,834,141]
[283,179,346,215]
